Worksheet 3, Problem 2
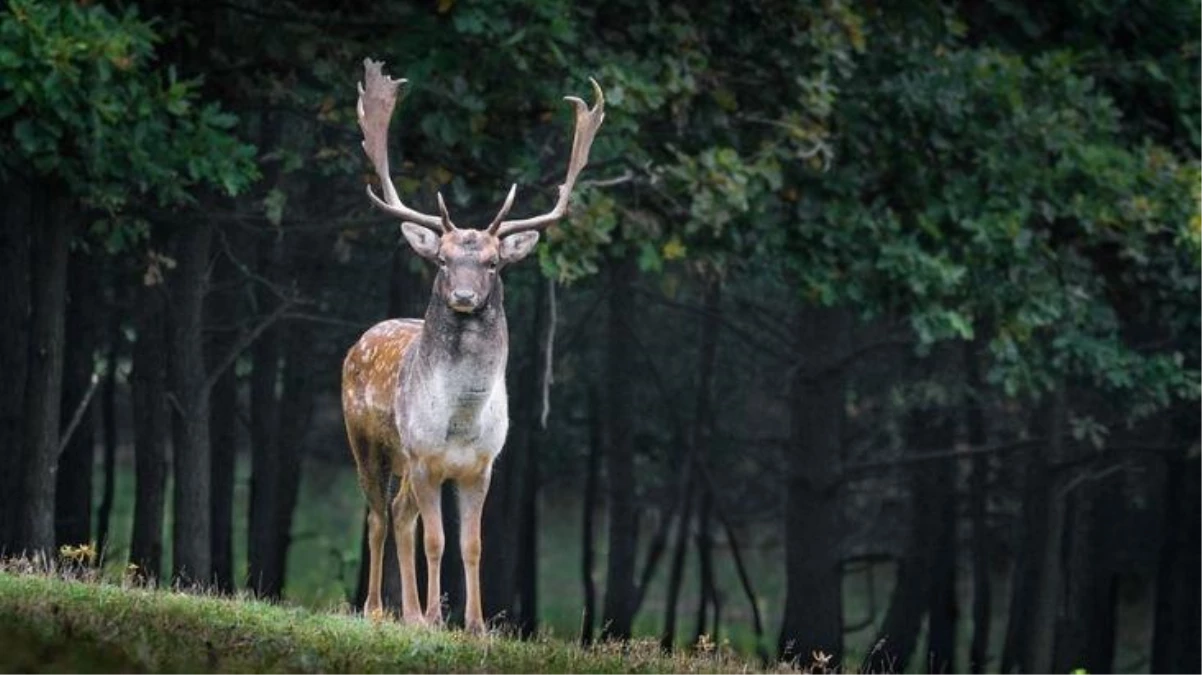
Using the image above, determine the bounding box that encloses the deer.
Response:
[341,58,604,633]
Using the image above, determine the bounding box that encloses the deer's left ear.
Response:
[499,231,540,264]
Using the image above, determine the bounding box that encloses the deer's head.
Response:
[357,59,605,314]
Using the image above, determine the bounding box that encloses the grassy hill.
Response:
[0,567,787,673]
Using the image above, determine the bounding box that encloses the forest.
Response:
[1,0,1199,673]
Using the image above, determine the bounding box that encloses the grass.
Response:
[0,565,789,674]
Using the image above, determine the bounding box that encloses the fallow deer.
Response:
[341,59,604,633]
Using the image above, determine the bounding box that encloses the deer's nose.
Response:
[450,290,478,308]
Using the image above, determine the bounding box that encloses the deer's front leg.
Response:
[457,467,492,634]
[412,470,446,625]
[391,475,424,625]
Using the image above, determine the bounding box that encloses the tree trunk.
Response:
[601,254,639,641]
[1001,415,1053,672]
[0,175,31,555]
[1151,449,1201,674]
[55,247,98,549]
[207,239,241,593]
[580,386,602,645]
[21,189,71,556]
[926,453,958,673]
[248,236,282,596]
[690,279,722,647]
[692,488,716,645]
[964,340,991,674]
[96,307,121,561]
[168,222,213,584]
[867,401,955,674]
[130,283,171,582]
[778,306,848,665]
[513,276,548,637]
[1053,474,1121,674]
[661,462,695,651]
[209,362,238,592]
[1027,388,1068,674]
[257,323,316,598]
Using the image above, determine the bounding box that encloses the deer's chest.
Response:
[397,358,509,471]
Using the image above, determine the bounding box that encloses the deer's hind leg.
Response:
[391,458,425,625]
[351,436,389,620]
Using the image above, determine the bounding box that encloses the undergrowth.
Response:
[0,555,813,674]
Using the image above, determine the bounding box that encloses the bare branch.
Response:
[58,373,101,458]
[203,301,294,392]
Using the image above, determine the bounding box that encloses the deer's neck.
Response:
[414,281,509,385]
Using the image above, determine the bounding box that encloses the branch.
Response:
[840,438,1044,482]
[58,373,101,458]
[203,301,293,392]
[539,277,557,429]
[632,286,792,362]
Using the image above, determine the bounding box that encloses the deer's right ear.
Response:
[400,222,441,259]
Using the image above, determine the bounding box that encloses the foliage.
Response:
[0,0,258,248]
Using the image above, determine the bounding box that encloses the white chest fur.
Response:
[396,353,509,475]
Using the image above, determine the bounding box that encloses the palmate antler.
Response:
[357,58,453,233]
[357,58,605,237]
[488,78,606,237]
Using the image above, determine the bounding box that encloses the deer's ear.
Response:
[499,231,540,264]
[400,222,440,259]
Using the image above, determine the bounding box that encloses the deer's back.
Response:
[341,318,423,453]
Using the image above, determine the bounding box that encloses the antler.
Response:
[357,58,451,233]
[490,78,606,238]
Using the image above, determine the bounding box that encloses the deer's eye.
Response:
[489,259,498,270]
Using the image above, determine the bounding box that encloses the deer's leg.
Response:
[352,439,389,620]
[457,466,493,634]
[412,469,446,625]
[391,471,424,625]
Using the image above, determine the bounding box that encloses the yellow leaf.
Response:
[661,236,687,261]
[437,0,454,13]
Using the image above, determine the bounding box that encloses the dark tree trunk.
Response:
[1028,389,1068,674]
[248,236,282,596]
[55,248,98,548]
[580,386,602,645]
[926,453,958,673]
[207,239,241,593]
[257,323,316,598]
[1054,475,1120,675]
[168,222,213,584]
[209,363,238,592]
[964,340,991,674]
[515,424,540,637]
[513,276,549,637]
[21,189,71,556]
[692,488,716,645]
[1151,450,1201,674]
[1000,449,1048,673]
[689,281,721,647]
[601,254,638,641]
[130,283,170,582]
[661,463,694,651]
[96,307,121,561]
[867,402,955,674]
[778,306,848,665]
[0,176,31,555]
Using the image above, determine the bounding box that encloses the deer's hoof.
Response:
[401,612,426,627]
